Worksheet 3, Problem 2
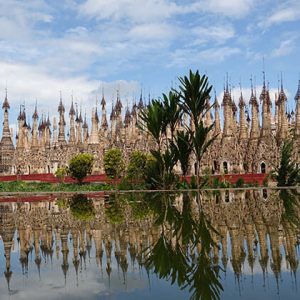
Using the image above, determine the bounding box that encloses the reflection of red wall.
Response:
[0,191,105,203]
[0,173,267,185]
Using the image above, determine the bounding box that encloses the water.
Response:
[0,189,299,299]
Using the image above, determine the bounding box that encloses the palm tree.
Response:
[276,139,300,186]
[162,91,181,143]
[171,130,193,181]
[177,70,212,127]
[175,70,214,188]
[139,99,164,150]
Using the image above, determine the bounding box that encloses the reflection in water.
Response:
[0,190,299,299]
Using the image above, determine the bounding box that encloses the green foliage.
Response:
[103,148,125,180]
[126,151,148,181]
[212,177,221,189]
[170,130,192,177]
[263,176,269,187]
[145,149,179,189]
[235,178,244,188]
[105,197,125,224]
[189,176,197,189]
[162,91,181,140]
[0,181,111,192]
[276,139,300,187]
[219,180,230,188]
[69,194,95,221]
[68,153,94,183]
[56,198,69,209]
[145,192,223,300]
[139,69,214,190]
[55,166,68,183]
[139,99,165,147]
[176,70,214,188]
[177,70,212,126]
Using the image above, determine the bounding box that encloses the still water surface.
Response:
[0,189,299,299]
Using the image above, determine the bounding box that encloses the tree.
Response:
[139,99,165,150]
[68,153,94,183]
[170,131,192,180]
[175,70,214,188]
[126,151,148,181]
[276,139,300,186]
[55,166,68,183]
[162,91,181,143]
[103,148,125,180]
[139,70,214,190]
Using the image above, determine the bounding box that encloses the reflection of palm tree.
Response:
[145,191,223,300]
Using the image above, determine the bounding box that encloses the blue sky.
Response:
[0,0,300,127]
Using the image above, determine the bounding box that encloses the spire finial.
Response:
[262,56,266,87]
[226,72,229,92]
[280,71,283,91]
[239,78,242,97]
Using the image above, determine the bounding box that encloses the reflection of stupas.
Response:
[0,190,299,291]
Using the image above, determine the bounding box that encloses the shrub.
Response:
[55,166,68,183]
[235,178,244,188]
[275,139,300,187]
[68,153,94,183]
[126,151,148,181]
[103,148,125,181]
[212,177,221,188]
[220,180,230,188]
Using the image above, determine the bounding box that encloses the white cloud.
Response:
[191,24,235,44]
[259,1,300,28]
[79,0,255,22]
[200,0,255,18]
[170,47,240,67]
[128,23,177,41]
[78,0,180,23]
[0,61,139,119]
[271,39,295,57]
[0,0,52,41]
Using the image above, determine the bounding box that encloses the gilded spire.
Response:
[58,91,65,113]
[213,90,221,137]
[295,79,300,101]
[32,101,38,119]
[239,90,247,140]
[2,88,10,110]
[138,90,144,109]
[69,99,75,116]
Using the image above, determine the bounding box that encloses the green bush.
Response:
[235,178,244,188]
[55,166,68,183]
[103,148,125,180]
[220,180,230,188]
[68,153,94,183]
[126,151,148,181]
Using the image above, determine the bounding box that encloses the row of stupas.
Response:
[0,77,299,175]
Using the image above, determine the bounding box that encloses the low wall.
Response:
[0,173,268,185]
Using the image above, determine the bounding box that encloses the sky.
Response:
[0,0,300,127]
